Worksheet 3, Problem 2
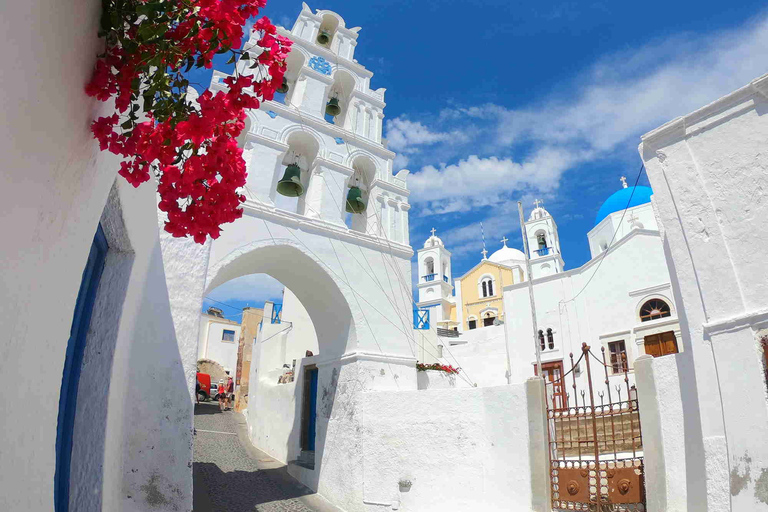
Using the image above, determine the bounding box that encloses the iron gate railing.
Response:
[547,343,646,511]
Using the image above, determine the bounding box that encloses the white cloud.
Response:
[403,15,768,210]
[207,273,284,305]
[386,118,464,155]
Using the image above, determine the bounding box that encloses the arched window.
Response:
[539,330,545,351]
[547,328,554,349]
[640,299,671,322]
[424,257,434,275]
[537,233,547,249]
[480,276,494,297]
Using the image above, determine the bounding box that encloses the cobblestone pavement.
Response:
[193,402,335,512]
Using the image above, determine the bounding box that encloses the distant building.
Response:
[198,308,242,376]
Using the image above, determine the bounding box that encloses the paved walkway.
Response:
[193,401,337,512]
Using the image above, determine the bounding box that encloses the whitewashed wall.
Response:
[640,74,768,511]
[198,316,242,374]
[0,1,196,510]
[360,379,549,512]
[504,230,679,394]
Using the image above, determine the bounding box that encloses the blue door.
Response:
[55,225,108,512]
[307,369,318,451]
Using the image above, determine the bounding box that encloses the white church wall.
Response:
[504,231,677,393]
[640,74,768,511]
[0,0,194,509]
[588,203,658,259]
[360,378,549,512]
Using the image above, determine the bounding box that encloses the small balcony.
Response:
[535,247,550,256]
[423,273,437,282]
[442,275,449,283]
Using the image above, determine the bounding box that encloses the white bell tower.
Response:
[526,200,565,278]
[416,229,454,326]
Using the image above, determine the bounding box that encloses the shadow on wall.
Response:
[119,242,193,511]
[193,463,313,512]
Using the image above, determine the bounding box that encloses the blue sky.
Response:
[200,0,768,321]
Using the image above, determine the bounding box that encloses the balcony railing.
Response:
[423,273,437,282]
[442,275,449,283]
[535,247,550,256]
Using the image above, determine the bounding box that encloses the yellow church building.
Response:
[415,203,563,332]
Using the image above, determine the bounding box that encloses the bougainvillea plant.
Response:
[86,0,292,243]
[416,362,460,374]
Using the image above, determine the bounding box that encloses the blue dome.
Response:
[595,186,653,226]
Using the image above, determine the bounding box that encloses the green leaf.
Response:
[226,53,236,65]
[184,55,195,73]
[240,52,250,61]
[121,120,133,129]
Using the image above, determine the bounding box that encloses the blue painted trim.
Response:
[308,56,332,75]
[308,369,318,451]
[334,137,345,145]
[267,110,278,119]
[55,224,108,512]
[271,303,283,324]
[413,309,430,330]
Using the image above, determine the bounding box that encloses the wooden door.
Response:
[644,331,678,357]
[535,360,567,410]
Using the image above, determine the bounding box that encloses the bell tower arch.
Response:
[193,5,417,507]
[525,200,565,278]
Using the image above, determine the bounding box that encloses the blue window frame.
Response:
[413,309,430,330]
[222,329,235,342]
[55,224,108,512]
[271,303,283,324]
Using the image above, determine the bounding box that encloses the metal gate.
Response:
[546,343,646,511]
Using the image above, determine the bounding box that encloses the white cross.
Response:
[430,227,436,236]
[533,199,542,208]
[481,248,488,259]
[620,176,628,188]
[500,236,509,246]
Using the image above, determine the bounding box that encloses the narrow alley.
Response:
[192,402,336,512]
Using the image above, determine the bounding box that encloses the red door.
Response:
[535,361,567,410]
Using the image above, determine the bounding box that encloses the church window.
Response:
[608,340,628,373]
[480,276,494,297]
[537,233,547,249]
[640,299,671,322]
[643,331,678,357]
[539,330,545,351]
[468,319,477,330]
[547,328,554,349]
[483,314,495,327]
[424,257,435,277]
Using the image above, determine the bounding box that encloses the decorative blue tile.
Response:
[334,137,345,145]
[308,56,332,75]
[267,111,278,119]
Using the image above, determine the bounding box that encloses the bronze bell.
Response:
[277,77,289,94]
[276,164,304,197]
[345,186,366,214]
[326,97,341,117]
[317,30,330,45]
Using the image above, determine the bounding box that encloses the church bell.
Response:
[317,30,330,45]
[345,186,366,214]
[277,77,289,94]
[325,97,341,117]
[276,163,304,197]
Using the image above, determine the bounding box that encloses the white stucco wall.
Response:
[198,316,242,375]
[0,1,196,510]
[639,74,768,511]
[360,380,548,511]
[442,324,510,388]
[503,230,680,394]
